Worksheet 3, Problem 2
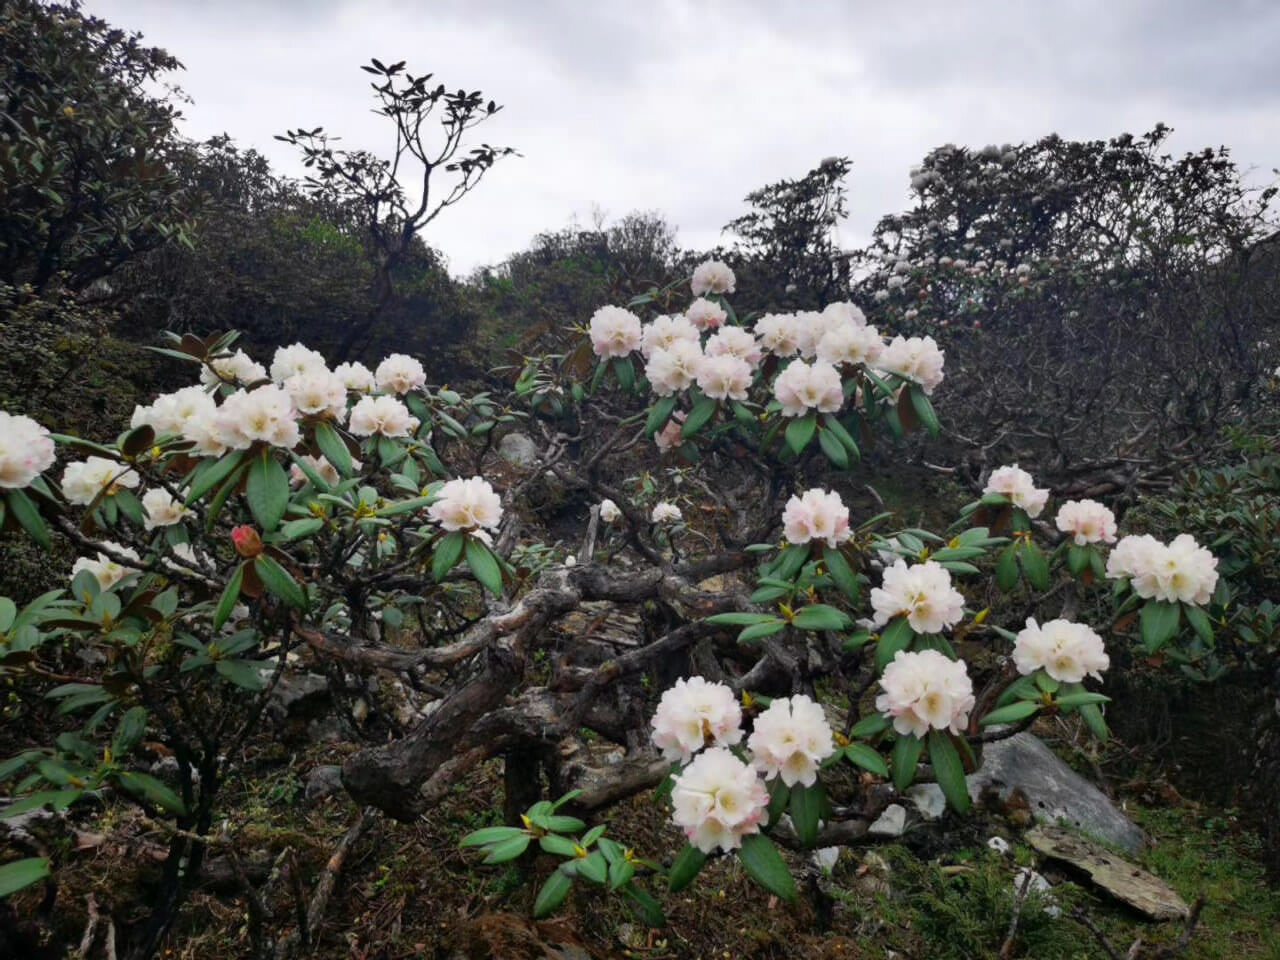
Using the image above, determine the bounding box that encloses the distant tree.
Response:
[277,60,515,362]
[0,0,197,294]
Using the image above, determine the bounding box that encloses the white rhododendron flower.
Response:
[793,310,831,360]
[696,354,753,401]
[650,676,743,764]
[289,454,359,487]
[428,477,503,533]
[0,412,56,489]
[782,488,851,548]
[685,297,727,331]
[651,502,682,524]
[876,335,945,395]
[754,313,805,358]
[348,395,419,438]
[654,416,684,454]
[216,386,300,450]
[589,305,643,359]
[130,386,217,435]
[71,542,141,590]
[141,488,189,529]
[61,457,139,506]
[201,349,267,388]
[671,747,768,853]
[375,354,427,395]
[821,301,867,329]
[270,343,328,383]
[1055,499,1117,545]
[182,409,230,458]
[747,694,835,787]
[1013,618,1110,684]
[690,259,736,296]
[705,326,762,367]
[1107,533,1218,605]
[817,323,884,367]
[641,314,700,359]
[645,340,703,397]
[772,359,844,417]
[871,560,966,635]
[284,369,348,421]
[984,464,1049,518]
[598,499,621,523]
[333,361,377,393]
[875,649,975,738]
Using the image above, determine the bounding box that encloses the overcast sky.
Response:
[89,0,1280,277]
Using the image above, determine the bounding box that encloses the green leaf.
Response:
[459,826,527,848]
[822,547,860,602]
[736,620,786,644]
[667,843,707,892]
[545,814,586,833]
[623,883,666,927]
[979,700,1040,727]
[704,612,784,626]
[789,783,823,846]
[0,598,16,633]
[1,789,81,819]
[465,537,504,596]
[995,544,1020,591]
[576,851,608,885]
[5,489,50,549]
[791,604,852,632]
[843,743,889,777]
[850,713,891,739]
[432,530,465,582]
[213,563,245,631]
[614,356,636,392]
[313,421,354,477]
[817,428,849,468]
[1067,544,1091,576]
[928,730,970,813]
[533,867,574,918]
[539,834,579,858]
[246,451,290,533]
[1183,604,1214,646]
[253,555,308,609]
[784,413,817,456]
[279,517,325,541]
[0,858,50,898]
[483,834,532,864]
[738,833,796,902]
[1140,601,1181,654]
[892,734,924,792]
[184,450,246,505]
[215,659,265,691]
[1054,691,1110,709]
[608,859,636,891]
[1019,543,1050,592]
[117,771,187,815]
[909,385,940,436]
[1079,702,1109,742]
[111,706,148,757]
[681,395,717,439]
[876,617,914,673]
[645,396,678,436]
[824,415,860,458]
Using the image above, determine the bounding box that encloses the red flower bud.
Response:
[232,525,263,558]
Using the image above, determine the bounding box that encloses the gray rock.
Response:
[497,432,538,467]
[304,765,345,803]
[906,783,947,820]
[869,803,907,837]
[267,671,330,715]
[972,733,1145,854]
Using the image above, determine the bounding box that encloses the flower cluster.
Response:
[876,336,945,395]
[589,305,643,359]
[870,560,966,634]
[876,649,975,738]
[61,457,139,506]
[1012,618,1110,684]
[650,676,743,764]
[781,488,851,548]
[772,359,843,417]
[651,502,682,524]
[746,695,835,787]
[671,747,768,853]
[984,464,1049,518]
[1055,499,1117,545]
[428,477,503,537]
[0,412,56,489]
[72,542,140,590]
[348,395,418,438]
[1106,533,1218,605]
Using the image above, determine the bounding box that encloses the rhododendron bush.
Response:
[0,265,1227,934]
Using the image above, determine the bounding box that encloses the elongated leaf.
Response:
[784,413,817,456]
[608,858,636,890]
[822,547,860,602]
[667,843,707,892]
[843,742,889,777]
[736,620,786,644]
[279,517,324,541]
[184,450,246,505]
[824,415,860,458]
[215,659,265,691]
[539,834,579,858]
[1054,691,1110,709]
[850,713,891,738]
[253,555,308,609]
[1140,600,1181,654]
[645,396,678,436]
[768,544,810,581]
[892,734,924,792]
[483,834,531,864]
[876,617,914,673]
[0,858,50,898]
[432,530,465,582]
[117,771,187,815]
[623,883,666,927]
[533,867,574,918]
[313,421,354,477]
[213,563,245,630]
[928,730,970,813]
[704,612,784,626]
[246,451,290,532]
[791,604,852,632]
[5,489,49,549]
[995,544,1020,591]
[979,700,1040,727]
[1079,702,1108,742]
[0,598,15,633]
[1183,603,1214,646]
[817,428,849,468]
[909,385,940,436]
[789,783,823,846]
[465,537,504,596]
[1019,543,1050,591]
[459,825,527,847]
[739,833,796,902]
[576,851,608,885]
[614,356,635,392]
[111,706,148,757]
[681,395,717,439]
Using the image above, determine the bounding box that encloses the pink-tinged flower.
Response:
[690,260,736,297]
[705,326,762,367]
[130,386,217,435]
[0,412,56,489]
[685,297,727,331]
[375,354,427,395]
[875,335,945,395]
[645,340,703,397]
[817,324,884,367]
[772,359,844,417]
[231,525,263,558]
[747,694,835,787]
[215,386,300,450]
[290,454,360,487]
[651,501,682,524]
[71,542,140,590]
[270,343,328,383]
[871,560,965,635]
[984,464,1049,519]
[348,395,418,438]
[428,477,503,533]
[655,415,685,454]
[875,649,975,738]
[641,314,700,359]
[782,488,851,548]
[589,306,643,359]
[671,747,768,853]
[61,457,139,506]
[333,361,377,393]
[284,370,348,422]
[1013,618,1109,684]
[754,313,805,358]
[696,354,753,401]
[1055,499,1117,545]
[650,676,743,764]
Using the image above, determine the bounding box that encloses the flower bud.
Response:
[232,525,264,558]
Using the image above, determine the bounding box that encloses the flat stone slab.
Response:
[1026,825,1190,921]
